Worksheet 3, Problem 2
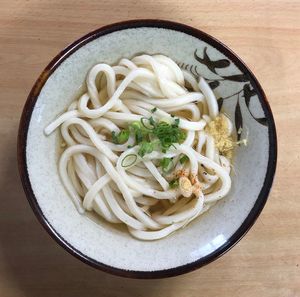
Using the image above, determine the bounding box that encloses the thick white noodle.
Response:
[44,54,233,241]
[198,77,219,119]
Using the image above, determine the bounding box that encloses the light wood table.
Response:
[0,1,299,296]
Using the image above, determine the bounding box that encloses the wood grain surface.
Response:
[0,0,299,296]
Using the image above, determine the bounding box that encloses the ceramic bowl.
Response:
[18,20,277,278]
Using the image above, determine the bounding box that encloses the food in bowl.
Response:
[44,54,242,240]
[19,20,277,277]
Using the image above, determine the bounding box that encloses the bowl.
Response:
[18,19,277,278]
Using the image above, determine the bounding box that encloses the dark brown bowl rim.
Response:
[18,19,277,279]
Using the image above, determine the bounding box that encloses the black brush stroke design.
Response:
[243,83,257,105]
[217,97,224,112]
[221,74,249,82]
[208,81,220,90]
[243,84,268,127]
[235,94,243,142]
[178,47,269,132]
[194,47,230,74]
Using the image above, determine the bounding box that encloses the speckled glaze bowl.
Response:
[18,20,277,278]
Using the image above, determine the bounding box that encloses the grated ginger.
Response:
[205,114,234,159]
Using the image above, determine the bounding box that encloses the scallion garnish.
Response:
[112,129,129,144]
[169,178,179,188]
[111,131,118,144]
[173,118,180,127]
[180,155,189,164]
[149,116,155,127]
[160,157,173,172]
[111,117,186,156]
[138,142,154,157]
[141,117,155,130]
[130,121,142,132]
[118,130,129,143]
[152,120,186,150]
[121,154,137,167]
[135,129,144,143]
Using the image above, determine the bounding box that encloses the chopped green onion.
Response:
[134,129,143,143]
[173,118,180,127]
[151,107,157,113]
[118,129,129,143]
[141,117,155,130]
[111,131,118,144]
[130,120,149,143]
[180,155,189,164]
[120,116,186,155]
[178,130,186,143]
[169,178,179,188]
[138,142,154,157]
[121,154,137,167]
[149,116,155,127]
[130,121,142,130]
[153,119,186,151]
[111,129,129,144]
[160,157,173,172]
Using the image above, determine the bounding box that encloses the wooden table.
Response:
[0,0,299,296]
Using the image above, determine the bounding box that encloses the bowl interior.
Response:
[23,22,275,276]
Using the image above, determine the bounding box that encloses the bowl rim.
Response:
[17,19,277,279]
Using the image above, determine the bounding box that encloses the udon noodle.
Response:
[45,54,234,240]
